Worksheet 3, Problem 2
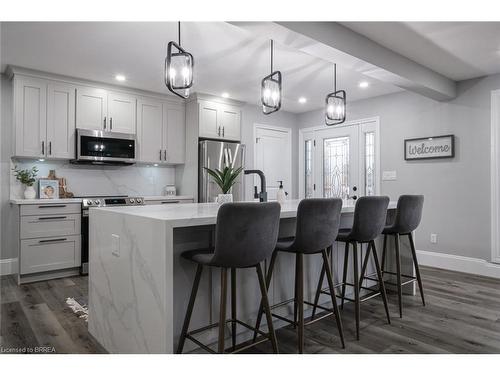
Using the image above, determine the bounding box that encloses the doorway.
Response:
[299,117,380,200]
[254,124,292,201]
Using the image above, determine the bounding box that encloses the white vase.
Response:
[24,185,36,199]
[216,193,233,205]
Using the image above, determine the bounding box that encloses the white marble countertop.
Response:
[10,195,193,205]
[93,199,397,228]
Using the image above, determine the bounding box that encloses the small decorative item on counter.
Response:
[204,165,243,205]
[164,185,177,196]
[276,180,287,205]
[44,169,74,198]
[12,165,38,199]
[39,179,59,199]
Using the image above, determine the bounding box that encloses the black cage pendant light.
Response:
[325,64,346,126]
[261,40,282,115]
[165,22,194,99]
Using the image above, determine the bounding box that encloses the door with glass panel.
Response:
[305,120,378,200]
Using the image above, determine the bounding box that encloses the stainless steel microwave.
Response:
[73,129,136,165]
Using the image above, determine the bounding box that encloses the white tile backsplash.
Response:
[10,160,176,199]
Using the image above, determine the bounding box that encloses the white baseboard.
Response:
[417,250,500,279]
[0,258,18,276]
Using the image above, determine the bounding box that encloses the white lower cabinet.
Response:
[17,202,82,283]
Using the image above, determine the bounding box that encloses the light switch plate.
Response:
[382,170,397,181]
[111,234,120,257]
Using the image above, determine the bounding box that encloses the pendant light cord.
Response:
[178,21,181,46]
[270,39,274,74]
[334,63,337,93]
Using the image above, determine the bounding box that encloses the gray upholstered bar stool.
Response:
[312,196,391,340]
[379,195,425,318]
[254,198,345,353]
[177,202,281,354]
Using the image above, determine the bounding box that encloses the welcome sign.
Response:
[404,135,455,160]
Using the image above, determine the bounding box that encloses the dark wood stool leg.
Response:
[311,258,325,321]
[371,240,391,324]
[381,234,388,274]
[218,268,228,354]
[256,263,279,354]
[352,242,360,340]
[359,242,372,289]
[231,267,237,351]
[322,249,345,349]
[394,233,403,318]
[253,251,277,342]
[341,241,349,310]
[408,233,426,306]
[296,253,304,353]
[294,253,299,327]
[177,264,203,354]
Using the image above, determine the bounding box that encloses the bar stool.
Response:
[254,198,345,353]
[176,202,281,354]
[312,196,391,340]
[380,195,425,318]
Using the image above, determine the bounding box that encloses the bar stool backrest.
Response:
[393,195,424,234]
[293,198,343,254]
[350,196,390,242]
[211,202,281,268]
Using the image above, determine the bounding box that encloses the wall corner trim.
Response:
[417,250,500,279]
[0,258,18,276]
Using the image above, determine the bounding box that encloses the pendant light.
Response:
[261,40,282,115]
[165,22,194,99]
[325,64,346,126]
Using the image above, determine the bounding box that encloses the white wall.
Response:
[298,74,500,262]
[240,104,301,200]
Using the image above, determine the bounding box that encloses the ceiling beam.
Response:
[233,22,457,101]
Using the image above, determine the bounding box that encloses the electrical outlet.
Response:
[382,170,397,181]
[430,233,437,244]
[111,234,120,256]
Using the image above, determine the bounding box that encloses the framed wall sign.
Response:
[404,134,455,160]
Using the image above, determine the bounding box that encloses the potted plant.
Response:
[12,165,39,199]
[204,166,243,205]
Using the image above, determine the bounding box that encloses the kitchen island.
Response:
[88,200,408,354]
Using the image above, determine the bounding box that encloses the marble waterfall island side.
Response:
[88,200,403,354]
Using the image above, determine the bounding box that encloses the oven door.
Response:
[81,210,89,274]
[76,129,136,164]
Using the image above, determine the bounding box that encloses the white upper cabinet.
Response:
[107,91,136,134]
[137,98,163,163]
[219,103,241,141]
[164,102,186,164]
[76,87,107,131]
[47,83,76,159]
[14,76,47,158]
[197,99,241,141]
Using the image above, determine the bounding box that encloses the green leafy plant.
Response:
[204,166,243,194]
[12,165,38,186]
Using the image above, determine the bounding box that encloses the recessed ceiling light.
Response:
[115,74,126,82]
[221,92,229,98]
[359,81,369,88]
[298,97,307,104]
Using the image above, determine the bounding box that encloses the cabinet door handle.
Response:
[104,116,107,130]
[164,150,167,160]
[38,204,67,208]
[218,126,221,136]
[41,141,45,155]
[161,201,179,204]
[38,216,67,221]
[38,238,67,244]
[110,117,113,130]
[159,150,162,161]
[49,141,52,155]
[222,127,225,137]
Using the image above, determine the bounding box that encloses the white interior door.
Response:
[254,125,292,201]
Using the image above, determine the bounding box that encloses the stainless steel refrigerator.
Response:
[199,140,246,203]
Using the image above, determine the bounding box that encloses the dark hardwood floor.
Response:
[1,266,499,354]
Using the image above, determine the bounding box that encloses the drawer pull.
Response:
[161,201,180,204]
[38,238,67,243]
[38,216,67,220]
[38,205,67,208]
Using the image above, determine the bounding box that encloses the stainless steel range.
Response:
[79,195,145,274]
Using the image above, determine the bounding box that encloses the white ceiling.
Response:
[0,22,401,113]
[341,22,500,81]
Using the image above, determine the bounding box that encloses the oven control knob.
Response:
[94,200,100,205]
[129,198,135,204]
[137,198,143,204]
